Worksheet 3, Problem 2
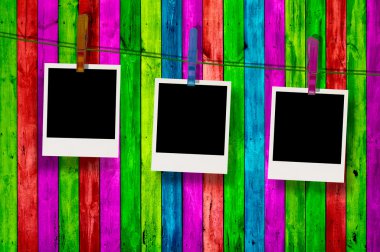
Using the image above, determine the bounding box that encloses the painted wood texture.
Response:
[141,0,162,249]
[305,0,326,250]
[162,0,182,251]
[99,0,121,250]
[120,0,141,250]
[1,1,379,251]
[58,1,79,251]
[285,0,306,251]
[224,0,245,250]
[326,0,347,251]
[182,0,203,250]
[346,0,366,250]
[367,0,380,250]
[78,0,101,251]
[244,0,264,250]
[0,0,17,251]
[37,0,59,250]
[264,0,285,250]
[202,0,223,251]
[17,0,38,250]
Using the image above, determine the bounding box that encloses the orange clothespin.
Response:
[76,14,89,72]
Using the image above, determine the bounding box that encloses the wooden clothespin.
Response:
[307,37,319,95]
[76,14,89,72]
[187,28,198,86]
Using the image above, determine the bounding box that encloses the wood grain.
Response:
[182,0,203,250]
[224,0,245,250]
[305,0,326,250]
[99,0,121,250]
[244,0,265,250]
[78,0,100,251]
[326,0,347,250]
[346,0,366,250]
[285,0,306,251]
[120,0,141,250]
[202,0,224,250]
[161,0,183,251]
[0,0,17,251]
[264,0,285,250]
[17,0,38,249]
[57,0,79,251]
[366,0,380,250]
[37,0,59,250]
[141,0,162,249]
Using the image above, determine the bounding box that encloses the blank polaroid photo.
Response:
[43,63,120,158]
[268,87,348,182]
[152,78,231,174]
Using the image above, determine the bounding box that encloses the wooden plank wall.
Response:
[0,0,376,251]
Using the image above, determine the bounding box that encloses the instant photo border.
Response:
[152,78,231,174]
[268,86,348,183]
[42,63,121,158]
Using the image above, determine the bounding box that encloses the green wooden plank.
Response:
[305,0,326,250]
[141,0,161,250]
[346,0,366,250]
[0,0,17,250]
[285,0,306,251]
[120,0,141,250]
[224,0,245,250]
[58,1,79,251]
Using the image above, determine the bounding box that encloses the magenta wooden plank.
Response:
[264,0,285,251]
[367,0,380,249]
[99,0,121,250]
[182,0,203,250]
[37,0,59,250]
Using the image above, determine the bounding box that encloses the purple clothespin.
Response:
[187,28,198,86]
[307,37,319,95]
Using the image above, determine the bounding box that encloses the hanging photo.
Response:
[268,87,348,182]
[43,63,121,158]
[152,78,231,174]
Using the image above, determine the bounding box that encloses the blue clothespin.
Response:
[307,37,319,95]
[187,28,198,86]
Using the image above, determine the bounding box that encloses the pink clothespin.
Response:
[307,37,319,95]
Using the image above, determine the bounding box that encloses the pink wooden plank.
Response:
[37,0,59,250]
[99,0,121,250]
[182,0,203,250]
[367,0,380,249]
[264,0,285,251]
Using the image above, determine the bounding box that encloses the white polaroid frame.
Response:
[43,63,121,158]
[152,78,231,174]
[268,86,348,182]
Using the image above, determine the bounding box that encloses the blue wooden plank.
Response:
[244,0,265,250]
[161,0,182,251]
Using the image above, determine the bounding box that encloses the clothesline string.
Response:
[0,31,376,77]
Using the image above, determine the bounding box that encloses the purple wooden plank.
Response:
[37,0,59,250]
[264,0,285,251]
[367,0,380,249]
[182,0,203,250]
[99,0,121,250]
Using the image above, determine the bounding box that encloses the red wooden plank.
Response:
[326,0,346,251]
[79,1,100,251]
[17,0,38,250]
[202,0,224,250]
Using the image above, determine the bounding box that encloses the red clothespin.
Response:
[76,14,89,72]
[307,37,319,95]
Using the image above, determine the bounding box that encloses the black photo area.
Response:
[47,68,117,139]
[156,83,227,155]
[273,91,345,164]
